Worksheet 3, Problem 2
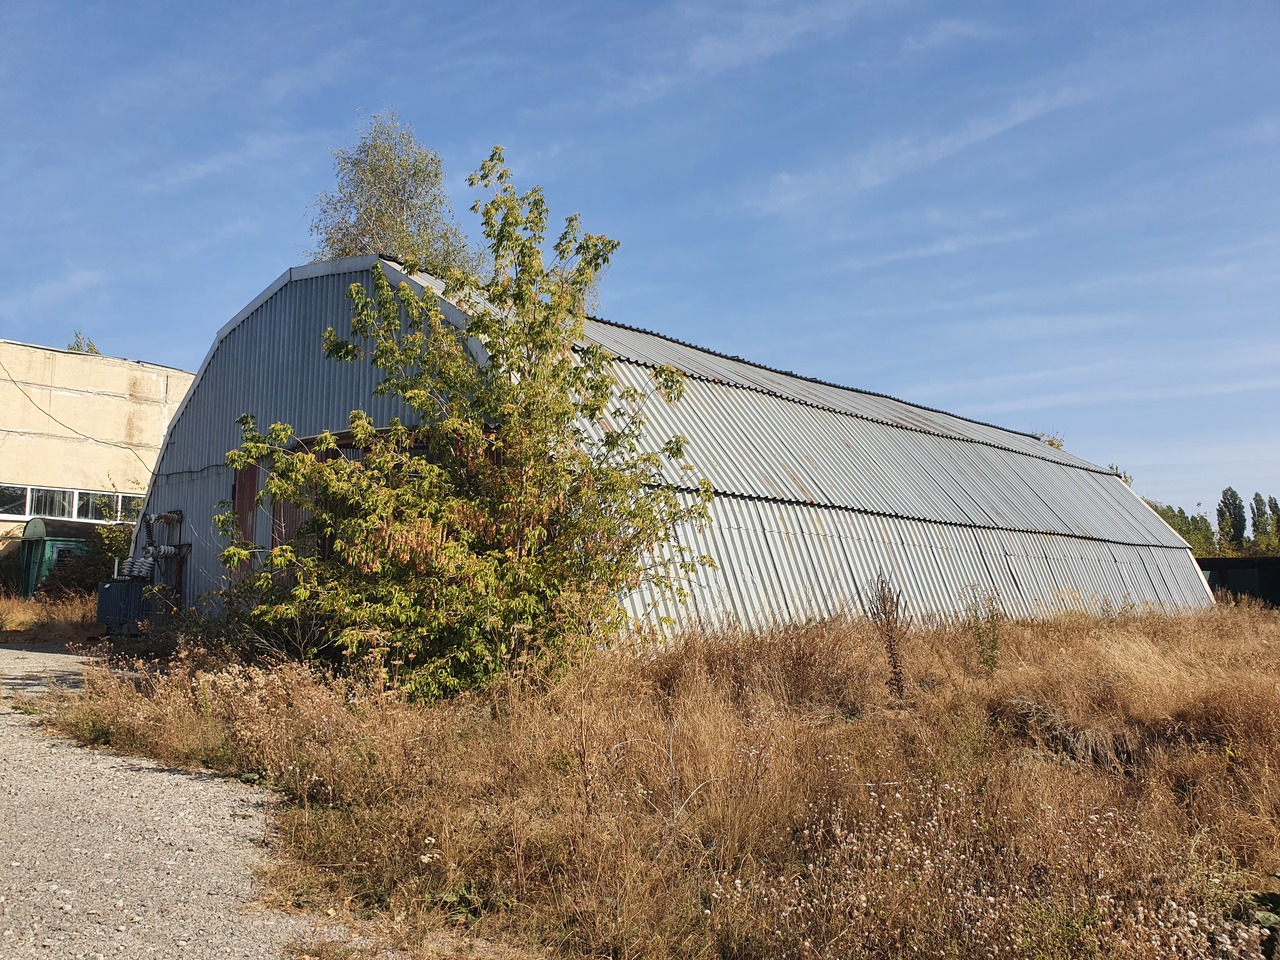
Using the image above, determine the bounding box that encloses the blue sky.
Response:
[1,1,1276,516]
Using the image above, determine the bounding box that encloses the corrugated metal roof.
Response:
[586,326,1184,550]
[581,318,1102,470]
[138,257,1212,623]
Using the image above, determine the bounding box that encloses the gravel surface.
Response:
[0,642,326,959]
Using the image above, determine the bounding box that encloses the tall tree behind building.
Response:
[1147,501,1218,556]
[309,112,482,278]
[1216,487,1247,554]
[1251,492,1273,544]
[227,147,708,698]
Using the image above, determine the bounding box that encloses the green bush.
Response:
[220,149,710,697]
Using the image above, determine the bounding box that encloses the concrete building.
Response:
[0,340,194,582]
[126,257,1212,626]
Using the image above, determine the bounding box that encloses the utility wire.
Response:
[0,354,156,479]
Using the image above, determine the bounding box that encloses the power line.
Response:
[0,354,156,478]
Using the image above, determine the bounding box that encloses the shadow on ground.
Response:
[0,640,89,699]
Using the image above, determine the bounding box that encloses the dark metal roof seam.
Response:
[594,346,1116,477]
[153,463,234,482]
[584,314,1076,449]
[658,483,1199,552]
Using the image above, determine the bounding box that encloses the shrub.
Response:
[220,149,709,697]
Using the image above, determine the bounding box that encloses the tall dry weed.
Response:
[48,603,1280,959]
[0,592,97,640]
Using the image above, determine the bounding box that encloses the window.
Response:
[0,484,144,522]
[77,491,116,521]
[53,545,81,567]
[0,485,27,517]
[30,487,74,519]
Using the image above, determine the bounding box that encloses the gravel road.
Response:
[0,641,326,959]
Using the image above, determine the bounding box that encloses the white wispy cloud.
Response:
[1064,256,1275,296]
[967,375,1280,417]
[260,45,366,104]
[0,269,106,320]
[687,0,867,73]
[841,228,1037,271]
[592,0,874,109]
[900,358,1122,401]
[1240,114,1280,145]
[901,19,1006,53]
[848,230,1280,324]
[1204,233,1280,259]
[746,86,1097,215]
[145,132,315,191]
[947,342,1280,419]
[948,310,1148,343]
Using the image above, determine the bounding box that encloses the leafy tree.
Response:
[1270,496,1280,545]
[1216,487,1247,553]
[1148,501,1217,556]
[67,331,101,354]
[309,111,481,278]
[1250,492,1272,544]
[224,147,711,698]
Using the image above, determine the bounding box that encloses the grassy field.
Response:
[35,598,1280,959]
[0,593,97,643]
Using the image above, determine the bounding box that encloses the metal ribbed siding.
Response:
[637,495,1211,631]
[604,360,1184,550]
[582,321,1101,471]
[141,257,1212,621]
[141,259,475,599]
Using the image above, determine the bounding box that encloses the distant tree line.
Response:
[1147,488,1280,558]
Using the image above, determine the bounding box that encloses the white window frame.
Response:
[0,483,144,524]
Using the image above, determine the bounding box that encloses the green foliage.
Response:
[966,587,1003,676]
[223,147,711,698]
[309,111,482,278]
[66,331,101,354]
[1147,501,1218,557]
[1107,463,1133,487]
[1217,487,1247,554]
[37,523,132,596]
[1251,492,1271,541]
[1151,490,1280,558]
[1248,491,1279,556]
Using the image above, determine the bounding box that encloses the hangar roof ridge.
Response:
[185,257,1111,480]
[600,347,1111,476]
[581,315,1108,476]
[582,314,1036,439]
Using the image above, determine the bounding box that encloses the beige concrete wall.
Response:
[0,520,22,561]
[0,340,194,496]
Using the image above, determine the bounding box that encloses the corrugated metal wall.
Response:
[140,257,1212,620]
[139,259,473,596]
[623,494,1211,629]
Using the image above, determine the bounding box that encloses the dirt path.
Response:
[0,642,328,959]
[0,641,89,700]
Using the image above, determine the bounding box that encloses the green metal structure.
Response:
[19,518,96,597]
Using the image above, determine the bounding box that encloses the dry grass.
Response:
[46,600,1280,959]
[0,591,97,642]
